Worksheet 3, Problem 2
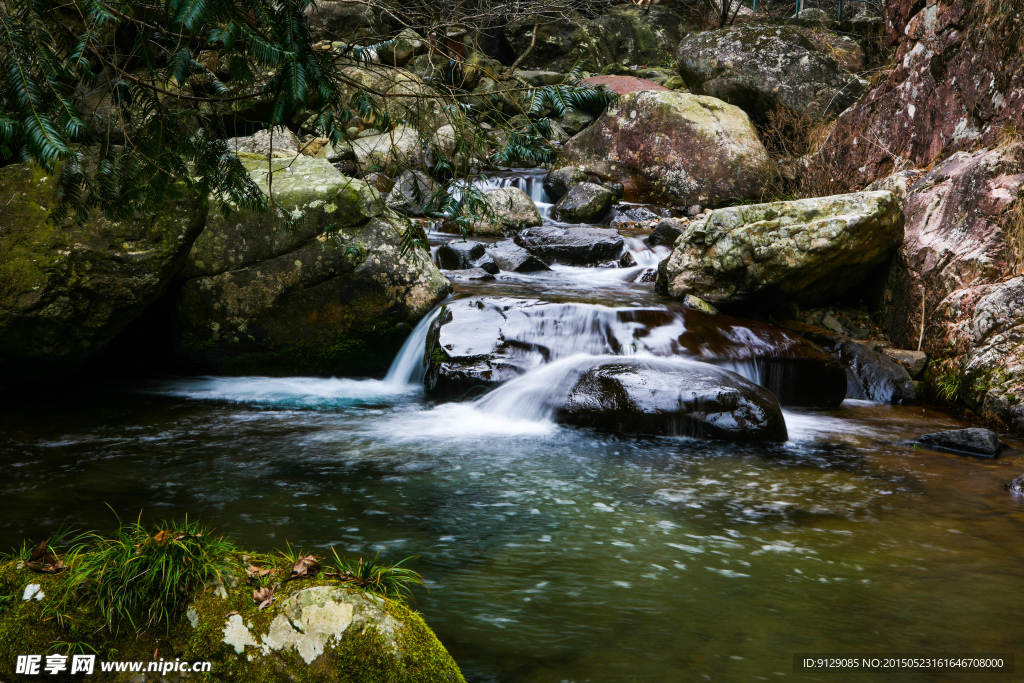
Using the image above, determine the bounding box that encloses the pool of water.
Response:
[2,376,1022,681]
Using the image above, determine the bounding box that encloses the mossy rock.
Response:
[0,559,464,682]
[0,163,206,381]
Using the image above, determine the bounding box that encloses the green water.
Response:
[1,382,1022,682]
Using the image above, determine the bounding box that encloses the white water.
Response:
[473,170,553,219]
[383,305,444,387]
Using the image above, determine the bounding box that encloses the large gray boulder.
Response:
[466,187,543,236]
[657,191,904,306]
[386,170,438,217]
[550,182,615,224]
[554,357,789,442]
[351,125,424,174]
[175,155,450,376]
[559,91,771,207]
[514,226,623,265]
[0,163,206,380]
[543,166,589,201]
[676,24,865,122]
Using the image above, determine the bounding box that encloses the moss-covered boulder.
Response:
[559,91,771,207]
[0,559,464,682]
[463,187,542,236]
[0,163,206,381]
[656,191,904,306]
[174,155,450,376]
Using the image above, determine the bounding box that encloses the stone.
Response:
[517,70,567,87]
[426,297,847,408]
[514,226,624,265]
[551,182,615,224]
[338,66,448,138]
[677,24,864,122]
[465,187,543,236]
[386,170,438,217]
[1007,474,1024,494]
[645,217,685,247]
[436,240,496,273]
[175,156,450,376]
[555,357,788,441]
[443,267,496,282]
[484,242,550,273]
[305,0,393,43]
[351,125,424,174]
[609,205,663,229]
[0,163,205,380]
[682,295,718,315]
[882,348,927,378]
[916,428,1009,458]
[821,313,845,334]
[226,126,302,157]
[376,28,426,67]
[656,191,904,306]
[580,75,670,95]
[557,109,596,136]
[543,166,589,201]
[559,91,771,207]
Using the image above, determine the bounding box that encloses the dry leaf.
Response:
[25,541,65,574]
[253,586,275,610]
[246,564,274,581]
[153,530,172,546]
[290,555,321,580]
[225,611,239,618]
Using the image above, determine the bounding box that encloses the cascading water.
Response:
[383,305,444,387]
[473,169,553,218]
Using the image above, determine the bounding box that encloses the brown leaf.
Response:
[153,530,172,546]
[253,586,275,610]
[25,541,65,574]
[246,564,275,581]
[290,555,321,580]
[225,611,239,618]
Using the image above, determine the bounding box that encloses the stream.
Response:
[2,170,1023,681]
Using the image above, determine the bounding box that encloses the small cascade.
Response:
[384,305,444,388]
[473,170,553,219]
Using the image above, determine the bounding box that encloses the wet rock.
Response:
[466,187,543,236]
[882,348,927,379]
[619,252,637,267]
[916,428,1008,458]
[436,240,487,270]
[676,24,864,122]
[386,170,438,217]
[1007,474,1024,494]
[657,191,904,306]
[543,166,589,202]
[550,183,616,224]
[0,163,205,380]
[559,91,771,207]
[175,156,450,376]
[426,298,846,408]
[484,242,550,273]
[443,267,496,282]
[610,205,664,229]
[646,217,686,247]
[555,357,788,442]
[514,226,624,265]
[779,321,916,404]
[682,295,718,315]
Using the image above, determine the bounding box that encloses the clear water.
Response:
[3,172,1024,682]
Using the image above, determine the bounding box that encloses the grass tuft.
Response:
[328,548,425,604]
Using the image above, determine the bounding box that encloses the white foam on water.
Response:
[149,375,413,407]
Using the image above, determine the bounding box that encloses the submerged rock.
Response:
[514,226,624,265]
[657,191,904,306]
[916,428,1009,458]
[555,357,788,441]
[550,182,616,224]
[559,91,771,207]
[677,24,864,121]
[425,298,846,408]
[175,155,450,376]
[0,163,206,381]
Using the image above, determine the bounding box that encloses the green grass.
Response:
[57,515,239,633]
[329,548,425,604]
[935,369,961,402]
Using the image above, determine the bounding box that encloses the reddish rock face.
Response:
[580,75,670,95]
[811,0,1024,189]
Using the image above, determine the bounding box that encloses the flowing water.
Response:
[2,171,1024,682]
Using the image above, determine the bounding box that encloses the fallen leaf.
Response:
[25,541,65,574]
[153,530,172,546]
[225,611,239,618]
[253,586,275,610]
[246,564,275,581]
[290,555,321,580]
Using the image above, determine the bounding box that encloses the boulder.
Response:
[916,428,1009,458]
[882,348,927,378]
[550,182,615,224]
[386,170,438,217]
[305,0,394,43]
[646,217,686,247]
[0,557,464,683]
[175,156,450,376]
[351,125,424,174]
[580,75,670,95]
[676,24,864,122]
[226,127,302,158]
[425,298,847,407]
[377,28,426,67]
[484,242,550,273]
[656,191,904,306]
[682,294,718,315]
[339,66,448,138]
[609,205,664,229]
[543,166,589,201]
[514,226,624,265]
[466,187,543,236]
[557,110,596,136]
[555,357,788,441]
[0,163,206,380]
[436,240,497,273]
[559,91,771,206]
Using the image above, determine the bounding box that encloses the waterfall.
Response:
[384,305,444,388]
[473,170,553,219]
